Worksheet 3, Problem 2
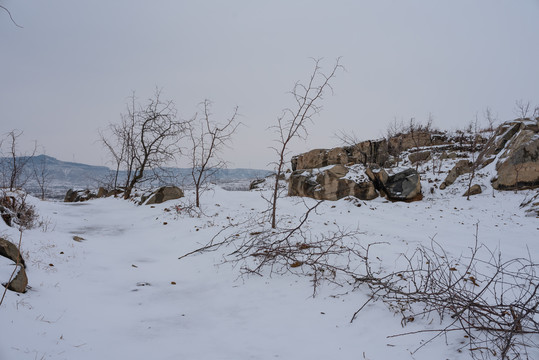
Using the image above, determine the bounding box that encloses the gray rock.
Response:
[384,168,422,201]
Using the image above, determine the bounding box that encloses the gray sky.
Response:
[2,1,538,170]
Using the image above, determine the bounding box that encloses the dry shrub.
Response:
[0,190,37,229]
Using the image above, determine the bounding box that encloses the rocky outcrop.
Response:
[477,121,523,166]
[347,139,390,167]
[144,186,184,205]
[291,130,472,171]
[288,165,378,201]
[0,237,27,293]
[488,119,539,190]
[292,147,350,171]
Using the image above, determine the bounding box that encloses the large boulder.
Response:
[144,186,184,205]
[440,160,472,190]
[474,118,539,190]
[288,165,378,201]
[0,237,27,293]
[491,119,539,190]
[384,169,422,201]
[367,167,422,201]
[0,237,26,267]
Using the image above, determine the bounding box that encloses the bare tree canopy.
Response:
[0,130,36,191]
[99,89,190,199]
[188,99,240,207]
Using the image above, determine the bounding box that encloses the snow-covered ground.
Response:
[1,158,538,360]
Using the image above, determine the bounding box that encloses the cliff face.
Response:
[291,130,486,171]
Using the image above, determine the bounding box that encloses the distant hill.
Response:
[1,155,273,198]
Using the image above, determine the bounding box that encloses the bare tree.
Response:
[99,92,138,192]
[32,153,51,200]
[269,58,343,229]
[100,89,189,199]
[188,99,240,208]
[386,117,405,166]
[123,89,189,199]
[1,130,36,191]
[484,107,498,136]
[515,100,532,119]
[0,5,22,28]
[465,116,480,200]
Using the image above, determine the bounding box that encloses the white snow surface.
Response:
[1,164,538,360]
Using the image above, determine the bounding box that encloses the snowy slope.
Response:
[0,158,538,360]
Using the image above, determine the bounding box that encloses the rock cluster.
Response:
[64,187,116,202]
[291,130,482,171]
[288,165,378,201]
[289,164,421,202]
[287,117,538,202]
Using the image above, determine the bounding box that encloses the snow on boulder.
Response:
[490,119,539,190]
[288,164,378,201]
[474,118,539,190]
[291,147,350,171]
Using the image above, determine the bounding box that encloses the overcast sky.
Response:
[2,1,538,170]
